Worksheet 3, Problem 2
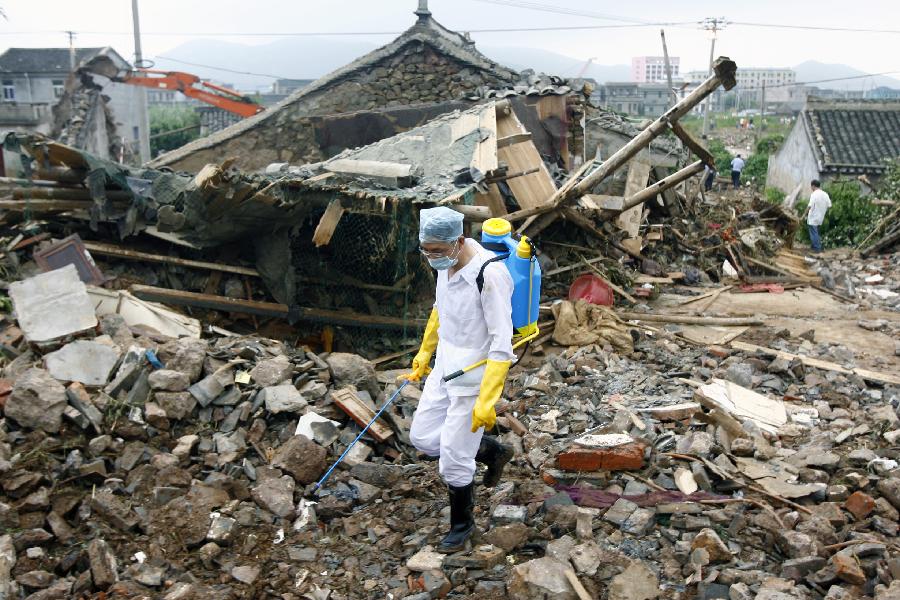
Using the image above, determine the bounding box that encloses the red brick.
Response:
[831,553,866,585]
[845,491,876,520]
[708,345,731,358]
[557,443,645,472]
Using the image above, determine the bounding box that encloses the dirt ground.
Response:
[657,285,900,372]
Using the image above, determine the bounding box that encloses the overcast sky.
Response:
[1,0,897,75]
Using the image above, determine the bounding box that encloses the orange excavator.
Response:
[79,55,264,118]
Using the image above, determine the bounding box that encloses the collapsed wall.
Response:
[148,14,518,173]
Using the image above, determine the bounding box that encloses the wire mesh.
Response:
[290,201,432,357]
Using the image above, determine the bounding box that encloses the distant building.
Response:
[767,97,900,193]
[685,67,795,89]
[272,78,314,96]
[600,82,670,117]
[0,47,150,162]
[632,56,679,83]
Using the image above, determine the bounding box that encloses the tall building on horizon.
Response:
[632,56,680,83]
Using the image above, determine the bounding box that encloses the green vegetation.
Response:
[680,114,792,139]
[878,159,900,202]
[149,105,201,157]
[708,139,733,175]
[796,180,888,248]
[765,187,786,204]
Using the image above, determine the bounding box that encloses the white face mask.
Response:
[424,240,460,270]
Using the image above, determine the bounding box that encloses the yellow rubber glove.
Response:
[401,307,439,382]
[471,358,511,432]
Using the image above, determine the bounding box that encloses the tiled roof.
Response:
[803,97,900,174]
[0,48,108,74]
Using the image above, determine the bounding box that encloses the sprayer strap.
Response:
[480,241,509,253]
[476,253,510,294]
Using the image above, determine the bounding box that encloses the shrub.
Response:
[708,139,733,175]
[742,153,769,185]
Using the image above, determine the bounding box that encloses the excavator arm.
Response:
[77,56,264,119]
[119,70,264,118]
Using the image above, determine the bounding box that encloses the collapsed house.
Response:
[147,5,519,172]
[1,53,737,349]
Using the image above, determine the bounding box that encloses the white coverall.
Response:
[409,240,514,486]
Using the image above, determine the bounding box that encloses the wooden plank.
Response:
[617,313,763,326]
[476,184,508,217]
[497,132,532,149]
[312,199,345,247]
[495,107,558,210]
[582,194,624,211]
[730,341,900,386]
[130,285,426,329]
[615,158,652,239]
[325,159,413,186]
[466,105,499,174]
[330,388,394,442]
[695,378,787,434]
[82,241,260,276]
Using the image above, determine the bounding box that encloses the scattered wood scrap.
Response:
[694,378,788,435]
[331,388,394,443]
[730,340,900,386]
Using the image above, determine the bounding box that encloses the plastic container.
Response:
[568,274,614,306]
[481,218,542,337]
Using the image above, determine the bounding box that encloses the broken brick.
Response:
[831,553,866,586]
[557,443,645,472]
[845,491,876,520]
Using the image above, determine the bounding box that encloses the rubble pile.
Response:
[1,254,899,599]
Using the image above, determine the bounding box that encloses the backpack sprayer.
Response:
[442,217,542,382]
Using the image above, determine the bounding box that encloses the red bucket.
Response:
[568,274,614,306]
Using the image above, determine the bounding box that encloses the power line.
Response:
[154,56,290,80]
[0,21,692,37]
[737,71,900,91]
[728,21,900,34]
[469,0,667,25]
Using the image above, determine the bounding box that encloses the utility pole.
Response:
[65,30,76,72]
[131,0,151,164]
[660,29,675,108]
[701,17,726,136]
[757,80,766,143]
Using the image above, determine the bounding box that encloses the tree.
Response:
[149,105,201,157]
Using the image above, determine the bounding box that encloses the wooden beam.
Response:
[450,204,491,222]
[616,160,706,214]
[312,199,345,247]
[82,241,259,276]
[669,121,715,167]
[617,313,763,326]
[496,132,533,149]
[731,340,900,386]
[130,285,425,329]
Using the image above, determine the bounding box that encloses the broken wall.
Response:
[153,41,517,173]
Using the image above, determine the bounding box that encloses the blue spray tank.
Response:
[441,217,542,382]
[479,217,541,339]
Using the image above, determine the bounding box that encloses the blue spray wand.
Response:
[313,379,409,492]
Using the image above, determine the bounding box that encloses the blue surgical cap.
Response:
[419,207,464,244]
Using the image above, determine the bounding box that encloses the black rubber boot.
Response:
[475,435,514,488]
[437,482,475,554]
